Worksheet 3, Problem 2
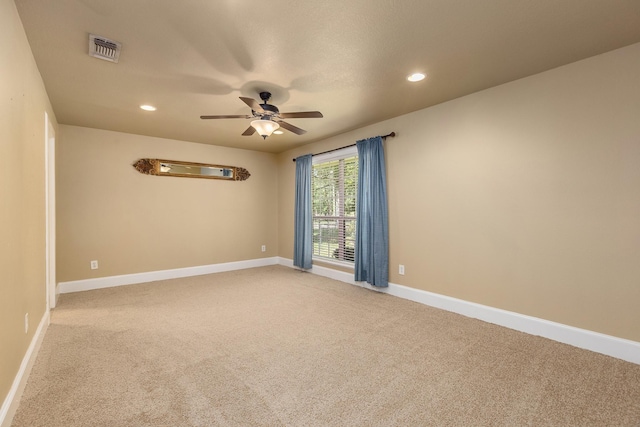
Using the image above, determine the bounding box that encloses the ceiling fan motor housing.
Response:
[257,103,279,117]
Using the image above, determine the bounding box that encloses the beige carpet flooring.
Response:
[11,265,640,426]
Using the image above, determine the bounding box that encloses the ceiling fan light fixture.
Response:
[251,119,279,139]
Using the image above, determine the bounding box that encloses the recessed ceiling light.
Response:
[273,130,284,135]
[407,73,426,82]
[140,105,156,111]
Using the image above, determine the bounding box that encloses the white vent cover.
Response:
[89,34,121,63]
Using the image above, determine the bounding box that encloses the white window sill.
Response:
[312,257,355,269]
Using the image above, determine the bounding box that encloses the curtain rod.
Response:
[292,132,395,162]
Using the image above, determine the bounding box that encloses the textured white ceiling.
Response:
[15,0,640,153]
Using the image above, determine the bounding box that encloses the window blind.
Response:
[312,154,358,262]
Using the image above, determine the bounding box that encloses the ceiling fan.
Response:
[200,91,323,139]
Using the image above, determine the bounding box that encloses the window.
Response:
[312,147,358,263]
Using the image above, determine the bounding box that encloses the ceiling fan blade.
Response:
[239,97,265,114]
[242,126,256,136]
[279,111,323,119]
[200,114,251,119]
[277,120,307,135]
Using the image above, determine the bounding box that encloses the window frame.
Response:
[311,146,358,267]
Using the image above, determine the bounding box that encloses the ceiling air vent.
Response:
[89,34,121,63]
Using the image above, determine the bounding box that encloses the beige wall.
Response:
[57,126,278,282]
[0,0,58,411]
[278,43,640,342]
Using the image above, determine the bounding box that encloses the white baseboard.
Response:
[59,257,279,294]
[277,257,640,365]
[0,310,50,427]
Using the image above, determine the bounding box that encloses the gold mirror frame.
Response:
[133,159,250,181]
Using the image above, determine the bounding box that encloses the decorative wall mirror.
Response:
[133,159,250,181]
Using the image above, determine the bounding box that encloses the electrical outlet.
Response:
[24,313,29,334]
[90,260,99,270]
[399,264,405,275]
[261,245,266,252]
